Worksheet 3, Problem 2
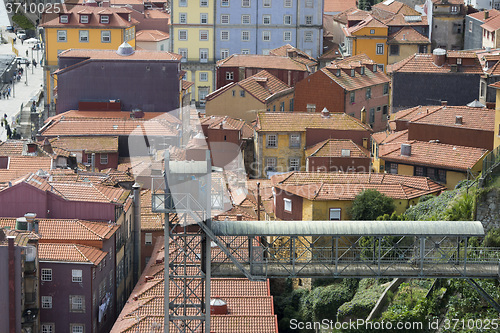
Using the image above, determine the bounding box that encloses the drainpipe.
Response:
[257,181,261,221]
[132,182,141,282]
[8,236,16,333]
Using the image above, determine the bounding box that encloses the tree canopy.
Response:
[350,189,395,220]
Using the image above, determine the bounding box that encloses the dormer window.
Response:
[60,15,69,24]
[360,66,365,75]
[373,64,377,72]
[80,15,89,24]
[336,69,341,76]
[100,15,109,24]
[351,69,355,77]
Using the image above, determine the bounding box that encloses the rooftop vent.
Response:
[432,48,446,67]
[321,108,330,118]
[401,143,411,156]
[455,115,463,125]
[116,42,135,56]
[210,298,228,315]
[341,149,351,157]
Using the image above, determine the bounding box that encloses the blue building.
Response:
[214,0,323,60]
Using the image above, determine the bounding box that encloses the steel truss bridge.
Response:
[150,159,500,332]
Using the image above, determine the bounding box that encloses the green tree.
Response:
[349,189,395,220]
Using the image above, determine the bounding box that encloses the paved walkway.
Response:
[0,33,44,141]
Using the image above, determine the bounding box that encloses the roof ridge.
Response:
[74,244,92,263]
[78,220,107,239]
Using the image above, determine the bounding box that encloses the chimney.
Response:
[321,107,330,118]
[360,107,367,123]
[401,143,411,156]
[236,214,242,221]
[486,11,490,20]
[441,100,448,107]
[26,142,37,154]
[210,298,228,315]
[25,213,37,233]
[455,115,463,125]
[132,182,142,284]
[42,138,53,154]
[8,235,16,333]
[432,48,446,67]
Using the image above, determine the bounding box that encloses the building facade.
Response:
[424,0,465,50]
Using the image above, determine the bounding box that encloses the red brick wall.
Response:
[216,67,240,89]
[307,156,371,172]
[83,152,119,171]
[294,71,345,112]
[141,230,163,272]
[344,83,389,132]
[408,123,494,150]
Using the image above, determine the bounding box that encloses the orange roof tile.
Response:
[46,110,181,122]
[333,8,369,25]
[468,9,500,22]
[41,4,136,28]
[200,115,254,140]
[388,53,483,74]
[387,27,429,44]
[216,54,309,72]
[268,44,317,66]
[39,243,107,264]
[135,29,169,42]
[380,141,488,171]
[324,0,357,13]
[0,140,24,155]
[346,15,387,35]
[58,48,181,62]
[306,139,370,158]
[49,182,129,203]
[144,9,170,19]
[50,136,118,153]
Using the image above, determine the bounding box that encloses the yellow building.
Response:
[41,5,137,116]
[490,81,500,149]
[254,111,372,178]
[387,27,430,64]
[171,0,215,106]
[343,15,388,71]
[205,70,292,123]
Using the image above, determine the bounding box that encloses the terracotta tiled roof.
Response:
[200,116,254,140]
[272,172,446,200]
[373,0,419,15]
[135,29,169,42]
[481,14,500,32]
[216,54,309,72]
[0,156,53,184]
[182,80,194,90]
[324,0,358,13]
[387,27,429,44]
[322,54,390,91]
[268,44,317,66]
[0,140,24,155]
[373,130,409,147]
[319,44,343,60]
[58,48,182,62]
[41,4,137,28]
[49,182,129,203]
[50,136,119,153]
[490,81,500,89]
[388,53,483,74]
[431,0,462,4]
[228,70,290,104]
[333,8,369,25]
[468,9,500,22]
[305,139,370,158]
[380,141,488,171]
[144,9,170,19]
[45,110,181,123]
[346,15,387,35]
[256,112,372,132]
[39,243,107,264]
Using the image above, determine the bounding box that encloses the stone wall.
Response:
[476,188,500,231]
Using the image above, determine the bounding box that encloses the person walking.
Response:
[32,59,37,68]
[7,87,11,97]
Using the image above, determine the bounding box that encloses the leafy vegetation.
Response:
[12,13,34,30]
[349,189,395,220]
[337,279,387,321]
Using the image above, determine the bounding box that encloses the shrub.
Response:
[12,14,34,30]
[349,189,395,220]
[483,228,500,247]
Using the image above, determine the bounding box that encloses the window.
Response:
[179,48,188,62]
[263,14,271,25]
[240,90,245,97]
[145,233,153,245]
[179,0,187,6]
[221,14,229,24]
[101,30,111,43]
[415,166,425,177]
[305,0,313,8]
[350,91,355,103]
[388,162,398,174]
[450,5,458,12]
[284,15,292,25]
[70,295,85,312]
[263,0,271,7]
[72,269,83,283]
[267,134,277,147]
[221,49,229,59]
[42,324,54,333]
[242,0,250,7]
[351,69,355,77]
[241,49,250,54]
[389,44,399,56]
[200,0,208,6]
[242,31,250,41]
[79,30,89,42]
[329,208,341,220]
[200,13,208,24]
[263,31,271,41]
[179,13,187,24]
[200,72,208,81]
[86,153,93,165]
[284,0,292,7]
[226,72,234,80]
[370,29,375,34]
[100,154,108,165]
[290,98,294,111]
[179,30,187,40]
[383,105,388,114]
[289,158,300,171]
[383,83,389,95]
[80,15,89,24]
[221,30,229,40]
[305,16,313,25]
[200,30,209,40]
[100,15,109,24]
[453,23,462,34]
[419,45,428,53]
[42,268,52,281]
[480,81,486,97]
[57,30,67,42]
[222,0,229,6]
[284,198,292,212]
[377,64,384,72]
[265,157,277,171]
[289,133,300,148]
[284,31,291,41]
[376,43,384,55]
[438,169,446,183]
[60,15,69,23]
[242,14,250,24]
[42,296,53,309]
[366,87,371,99]
[306,104,316,112]
[369,108,375,123]
[304,31,313,42]
[71,324,84,333]
[92,268,96,279]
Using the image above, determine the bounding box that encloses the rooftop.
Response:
[39,243,107,264]
[58,48,182,62]
[135,29,169,42]
[305,139,370,158]
[200,115,254,140]
[468,9,500,23]
[388,52,483,74]
[50,136,119,153]
[387,27,429,44]
[216,54,309,72]
[324,0,357,13]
